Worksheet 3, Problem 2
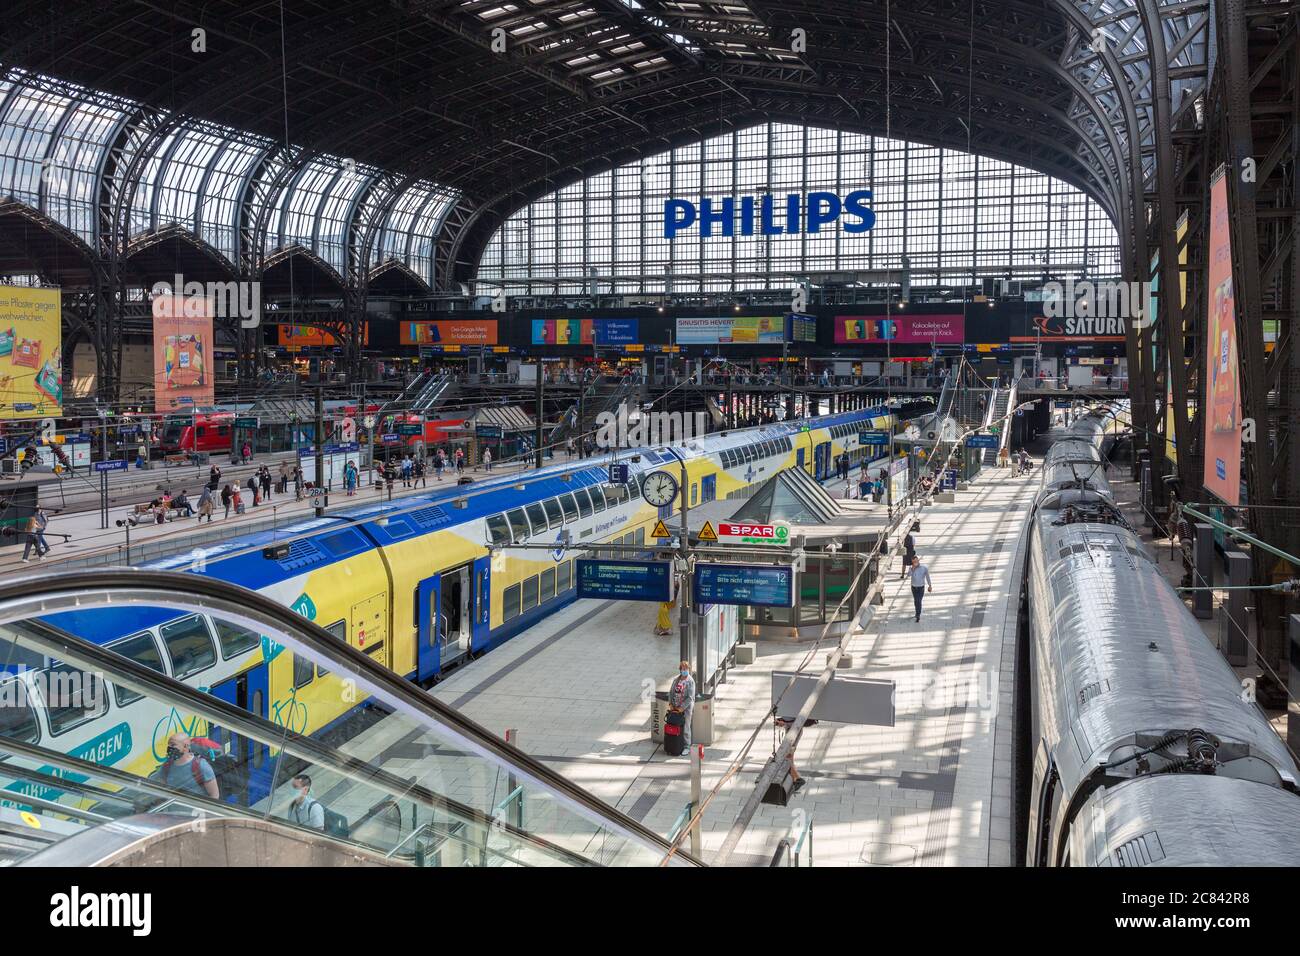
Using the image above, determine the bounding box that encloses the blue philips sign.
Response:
[664,191,875,239]
[577,559,673,602]
[693,563,794,608]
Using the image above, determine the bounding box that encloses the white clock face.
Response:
[641,470,679,507]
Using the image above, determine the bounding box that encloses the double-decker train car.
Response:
[0,404,894,811]
[1022,408,1300,866]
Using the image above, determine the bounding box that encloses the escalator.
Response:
[0,569,701,867]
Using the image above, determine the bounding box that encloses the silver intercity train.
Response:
[1023,408,1300,866]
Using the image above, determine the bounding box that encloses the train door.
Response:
[415,576,441,682]
[440,565,472,665]
[209,664,270,805]
[797,447,806,472]
[470,555,492,652]
[814,442,831,480]
[350,593,390,671]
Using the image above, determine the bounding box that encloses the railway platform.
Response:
[426,462,1039,865]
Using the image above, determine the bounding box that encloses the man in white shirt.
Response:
[909,556,933,623]
[288,773,326,830]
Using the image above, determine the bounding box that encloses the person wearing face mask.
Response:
[666,661,695,756]
[156,732,219,799]
[288,774,326,830]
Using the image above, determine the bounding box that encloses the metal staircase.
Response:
[551,375,643,449]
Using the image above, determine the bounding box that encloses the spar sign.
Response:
[718,522,790,545]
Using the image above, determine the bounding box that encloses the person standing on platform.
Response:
[260,466,272,502]
[293,465,304,500]
[909,555,933,622]
[221,483,233,519]
[414,456,427,488]
[667,661,695,752]
[278,460,290,494]
[208,463,222,491]
[483,448,493,472]
[858,475,871,500]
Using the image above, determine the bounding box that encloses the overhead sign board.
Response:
[607,463,629,484]
[859,430,890,446]
[693,563,794,608]
[576,559,673,602]
[234,417,259,429]
[716,522,790,546]
[94,459,128,472]
[965,434,999,449]
[397,423,424,436]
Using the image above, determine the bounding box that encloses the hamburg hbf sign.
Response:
[664,190,876,239]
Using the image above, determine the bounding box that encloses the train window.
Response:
[293,653,313,689]
[636,527,645,546]
[0,676,39,743]
[522,576,539,612]
[159,616,216,680]
[318,621,345,680]
[196,426,206,437]
[109,631,167,707]
[213,620,259,660]
[575,489,594,518]
[44,663,108,735]
[251,690,265,769]
[543,497,563,528]
[506,508,530,541]
[590,486,606,512]
[691,483,698,506]
[503,584,522,622]
[540,567,556,602]
[526,502,547,532]
[560,493,579,522]
[217,425,230,437]
[627,480,640,500]
[557,560,572,592]
[487,514,511,546]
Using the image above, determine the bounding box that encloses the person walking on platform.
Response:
[666,661,695,754]
[208,463,222,491]
[221,483,233,519]
[414,456,427,488]
[858,475,871,500]
[197,485,214,523]
[20,508,50,562]
[909,555,933,622]
[900,523,918,580]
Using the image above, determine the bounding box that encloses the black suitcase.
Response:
[663,709,686,756]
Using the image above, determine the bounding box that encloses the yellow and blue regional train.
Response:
[1,405,891,809]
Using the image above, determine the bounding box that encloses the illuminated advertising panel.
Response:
[1202,169,1241,505]
[833,314,964,344]
[152,294,214,413]
[676,316,785,345]
[0,285,61,419]
[529,318,640,346]
[400,320,498,346]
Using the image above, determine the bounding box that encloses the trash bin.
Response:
[651,690,669,743]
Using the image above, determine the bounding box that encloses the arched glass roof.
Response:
[0,68,459,282]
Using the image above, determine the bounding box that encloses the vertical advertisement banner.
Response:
[1202,170,1241,505]
[0,285,62,419]
[153,294,214,413]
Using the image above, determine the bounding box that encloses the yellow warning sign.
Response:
[651,519,672,539]
[698,521,718,542]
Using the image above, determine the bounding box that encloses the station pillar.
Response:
[1192,523,1215,620]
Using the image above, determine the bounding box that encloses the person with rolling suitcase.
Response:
[664,661,694,757]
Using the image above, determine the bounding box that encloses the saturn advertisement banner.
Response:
[834,314,964,344]
[400,320,499,346]
[0,284,62,419]
[1202,168,1241,505]
[152,294,214,413]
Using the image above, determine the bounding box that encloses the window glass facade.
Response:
[477,122,1120,294]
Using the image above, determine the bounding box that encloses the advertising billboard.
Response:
[676,316,785,345]
[277,324,369,347]
[153,294,214,413]
[0,285,61,419]
[834,314,964,344]
[530,318,639,346]
[1203,169,1241,505]
[400,320,498,346]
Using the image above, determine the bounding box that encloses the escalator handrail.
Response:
[0,569,702,866]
